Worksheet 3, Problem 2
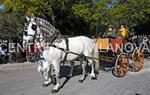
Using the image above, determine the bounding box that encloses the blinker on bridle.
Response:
[32,24,37,31]
[24,22,39,43]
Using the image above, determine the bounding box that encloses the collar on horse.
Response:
[48,35,70,63]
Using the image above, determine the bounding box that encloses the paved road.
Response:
[0,60,149,95]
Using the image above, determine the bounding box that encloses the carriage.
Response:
[93,37,144,78]
[24,14,145,79]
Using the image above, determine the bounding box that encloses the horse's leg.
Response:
[37,60,52,87]
[52,62,60,93]
[78,60,87,83]
[68,61,74,78]
[42,65,52,87]
[78,55,87,82]
[88,59,96,79]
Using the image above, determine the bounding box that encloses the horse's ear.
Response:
[24,23,27,31]
[31,14,35,19]
[26,16,30,21]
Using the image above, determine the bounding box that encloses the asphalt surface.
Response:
[0,60,150,95]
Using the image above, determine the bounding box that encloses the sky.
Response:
[0,4,4,10]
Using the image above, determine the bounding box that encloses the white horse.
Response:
[23,14,99,93]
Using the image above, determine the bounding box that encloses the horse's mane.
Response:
[35,17,60,37]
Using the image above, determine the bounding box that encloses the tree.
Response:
[0,0,150,38]
[0,0,53,39]
[0,0,93,36]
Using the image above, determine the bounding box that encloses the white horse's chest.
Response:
[43,47,63,62]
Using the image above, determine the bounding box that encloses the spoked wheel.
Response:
[112,53,128,78]
[131,48,144,72]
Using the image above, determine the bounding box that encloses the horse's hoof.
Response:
[51,89,58,93]
[78,79,84,83]
[42,83,51,87]
[91,77,97,80]
[42,84,47,87]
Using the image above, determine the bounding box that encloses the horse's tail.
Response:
[93,44,99,74]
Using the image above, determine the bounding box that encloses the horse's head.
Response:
[23,14,61,48]
[23,14,41,47]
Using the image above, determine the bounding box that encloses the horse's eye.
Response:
[32,24,37,31]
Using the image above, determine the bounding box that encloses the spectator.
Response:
[105,24,116,38]
[0,45,6,56]
[118,24,128,38]
[0,45,6,64]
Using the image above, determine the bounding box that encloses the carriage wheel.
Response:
[112,53,128,78]
[132,48,144,72]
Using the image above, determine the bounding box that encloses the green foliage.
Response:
[72,4,91,21]
[0,0,53,39]
[72,0,150,34]
[0,0,150,39]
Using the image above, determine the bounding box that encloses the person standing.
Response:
[0,45,6,64]
[119,24,128,38]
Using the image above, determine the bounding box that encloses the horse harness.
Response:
[49,35,70,63]
[61,36,69,63]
